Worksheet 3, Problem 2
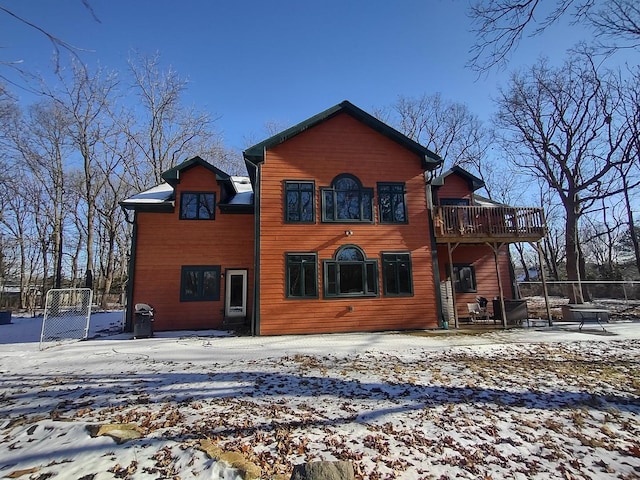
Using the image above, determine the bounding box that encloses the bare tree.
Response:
[615,69,640,275]
[45,59,120,290]
[2,86,73,302]
[495,55,631,300]
[0,2,99,86]
[536,180,565,281]
[125,52,224,185]
[94,132,136,308]
[385,94,494,178]
[469,0,640,72]
[0,167,31,308]
[14,100,73,289]
[581,197,627,279]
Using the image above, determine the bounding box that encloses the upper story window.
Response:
[180,192,216,220]
[321,174,373,223]
[285,181,315,223]
[378,182,407,224]
[323,245,378,298]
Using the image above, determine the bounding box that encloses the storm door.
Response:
[225,269,247,317]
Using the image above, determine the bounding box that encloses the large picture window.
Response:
[284,181,315,223]
[286,253,318,298]
[323,245,378,298]
[378,183,407,223]
[321,174,373,223]
[449,264,477,293]
[180,192,216,220]
[382,253,413,296]
[181,266,221,301]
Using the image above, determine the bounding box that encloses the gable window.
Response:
[323,245,378,297]
[180,192,216,220]
[378,182,407,223]
[449,264,477,293]
[285,181,315,223]
[286,253,318,298]
[321,174,373,223]
[181,265,221,301]
[382,253,413,296]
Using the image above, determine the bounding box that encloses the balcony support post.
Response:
[532,240,553,326]
[488,242,508,329]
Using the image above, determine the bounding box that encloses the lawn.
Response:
[1,312,639,479]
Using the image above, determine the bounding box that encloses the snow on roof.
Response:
[230,176,252,194]
[121,183,174,205]
[225,191,254,205]
[473,194,508,208]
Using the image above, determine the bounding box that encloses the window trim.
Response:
[439,198,470,206]
[285,252,318,299]
[377,182,408,224]
[283,180,316,224]
[179,191,216,220]
[323,245,378,298]
[320,173,374,224]
[448,263,477,293]
[382,252,414,297]
[180,265,221,302]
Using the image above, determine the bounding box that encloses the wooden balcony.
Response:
[433,206,546,243]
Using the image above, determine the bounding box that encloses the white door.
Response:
[225,269,247,317]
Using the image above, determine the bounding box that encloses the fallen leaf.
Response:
[6,467,39,478]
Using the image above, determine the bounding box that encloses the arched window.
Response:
[321,174,373,222]
[323,245,378,297]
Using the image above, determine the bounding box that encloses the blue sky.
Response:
[2,0,634,151]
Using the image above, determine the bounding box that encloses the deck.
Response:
[433,206,546,243]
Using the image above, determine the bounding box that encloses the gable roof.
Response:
[218,176,254,213]
[431,165,485,192]
[121,156,254,213]
[161,155,231,187]
[120,183,174,211]
[243,100,443,170]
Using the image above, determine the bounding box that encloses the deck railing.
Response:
[433,206,546,241]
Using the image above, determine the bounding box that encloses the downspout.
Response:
[425,176,445,327]
[246,158,261,336]
[121,207,137,333]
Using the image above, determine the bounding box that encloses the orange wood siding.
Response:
[436,244,514,319]
[436,174,472,203]
[257,113,438,335]
[132,166,254,331]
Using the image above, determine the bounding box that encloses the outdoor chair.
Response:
[467,300,490,323]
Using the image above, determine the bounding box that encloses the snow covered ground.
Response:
[1,312,639,479]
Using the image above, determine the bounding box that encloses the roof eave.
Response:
[119,201,175,213]
[161,155,231,187]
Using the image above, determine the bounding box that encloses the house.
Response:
[121,101,546,334]
[430,166,546,326]
[120,158,255,331]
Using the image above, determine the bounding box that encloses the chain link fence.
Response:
[40,288,93,350]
